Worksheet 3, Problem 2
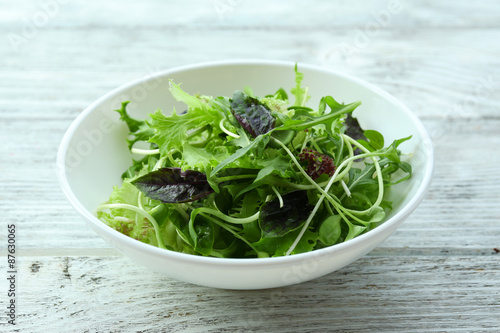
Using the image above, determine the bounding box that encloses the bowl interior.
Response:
[62,61,431,218]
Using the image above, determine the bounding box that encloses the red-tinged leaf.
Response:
[344,113,365,141]
[259,191,313,238]
[298,149,336,180]
[230,90,275,137]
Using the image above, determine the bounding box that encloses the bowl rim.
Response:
[57,59,434,267]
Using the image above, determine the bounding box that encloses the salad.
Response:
[97,66,412,258]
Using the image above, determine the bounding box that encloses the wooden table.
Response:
[2,0,499,331]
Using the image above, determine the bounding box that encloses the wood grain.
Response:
[2,255,498,332]
[1,0,499,331]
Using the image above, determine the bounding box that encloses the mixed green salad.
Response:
[97,66,412,258]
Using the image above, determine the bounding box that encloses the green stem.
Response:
[286,163,338,256]
[173,204,190,221]
[309,135,323,153]
[219,118,240,139]
[189,127,212,147]
[216,174,257,183]
[334,134,354,182]
[286,102,361,130]
[325,200,335,216]
[274,137,384,219]
[271,185,284,208]
[194,207,259,224]
[300,131,310,152]
[342,134,384,215]
[200,213,267,258]
[137,192,144,211]
[153,156,167,170]
[97,203,166,249]
[131,148,160,155]
[163,150,178,168]
[186,124,209,139]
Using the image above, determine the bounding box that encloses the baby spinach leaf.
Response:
[238,191,264,242]
[270,129,295,147]
[131,167,213,203]
[318,215,342,246]
[357,129,386,153]
[252,228,317,257]
[148,203,170,227]
[367,206,386,223]
[364,130,384,150]
[344,224,367,241]
[230,90,275,137]
[259,191,313,238]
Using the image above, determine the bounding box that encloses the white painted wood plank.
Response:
[2,255,499,332]
[1,29,498,121]
[2,0,499,29]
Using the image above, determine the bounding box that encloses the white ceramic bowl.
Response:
[57,60,434,290]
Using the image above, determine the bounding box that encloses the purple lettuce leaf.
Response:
[131,167,213,203]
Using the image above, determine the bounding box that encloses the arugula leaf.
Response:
[253,148,293,183]
[392,135,413,149]
[149,83,224,155]
[277,99,361,134]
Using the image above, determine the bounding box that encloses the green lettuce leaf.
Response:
[115,101,154,150]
